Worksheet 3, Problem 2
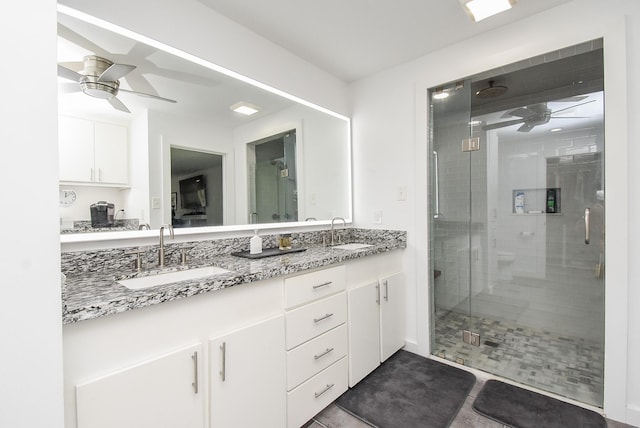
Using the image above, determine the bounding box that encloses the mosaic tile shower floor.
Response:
[433,309,604,407]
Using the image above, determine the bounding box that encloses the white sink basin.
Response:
[117,266,232,290]
[333,243,374,250]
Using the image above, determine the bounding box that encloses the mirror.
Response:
[57,7,351,238]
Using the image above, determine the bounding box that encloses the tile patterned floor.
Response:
[433,309,604,407]
[303,374,635,428]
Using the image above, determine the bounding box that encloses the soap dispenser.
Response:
[250,230,263,255]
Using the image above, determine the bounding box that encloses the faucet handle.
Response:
[180,247,192,266]
[125,249,145,271]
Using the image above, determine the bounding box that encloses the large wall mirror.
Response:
[57,6,351,240]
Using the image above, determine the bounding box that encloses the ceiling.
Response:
[197,0,573,82]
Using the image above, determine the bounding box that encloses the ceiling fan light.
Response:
[231,101,260,116]
[460,0,517,22]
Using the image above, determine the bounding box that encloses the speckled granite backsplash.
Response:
[60,228,406,276]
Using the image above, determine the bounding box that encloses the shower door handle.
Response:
[433,150,441,218]
[584,207,590,245]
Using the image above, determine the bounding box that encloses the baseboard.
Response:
[402,340,426,356]
[626,404,640,426]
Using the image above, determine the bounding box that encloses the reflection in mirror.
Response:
[57,6,351,239]
[248,130,298,224]
[170,148,223,228]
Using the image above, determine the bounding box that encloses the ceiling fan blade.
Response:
[58,64,83,82]
[108,96,131,113]
[119,88,177,103]
[549,116,589,119]
[482,118,525,131]
[551,99,596,115]
[98,63,136,82]
[502,107,533,119]
[517,122,535,132]
[554,95,588,103]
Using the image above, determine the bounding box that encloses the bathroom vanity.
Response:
[61,229,406,428]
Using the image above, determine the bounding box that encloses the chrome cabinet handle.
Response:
[313,313,334,323]
[376,283,380,304]
[219,342,226,382]
[314,383,335,398]
[191,351,199,394]
[384,280,389,301]
[433,150,441,218]
[314,347,335,360]
[585,207,591,245]
[312,281,332,290]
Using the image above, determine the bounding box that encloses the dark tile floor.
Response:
[304,372,635,428]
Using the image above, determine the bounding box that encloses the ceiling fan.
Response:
[482,99,594,132]
[58,55,177,113]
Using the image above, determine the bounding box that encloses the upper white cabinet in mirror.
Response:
[57,6,351,240]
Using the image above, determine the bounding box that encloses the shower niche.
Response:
[511,187,561,214]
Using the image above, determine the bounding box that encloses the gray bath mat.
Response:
[335,350,475,428]
[473,379,606,428]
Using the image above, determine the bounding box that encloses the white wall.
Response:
[0,1,65,427]
[350,0,640,423]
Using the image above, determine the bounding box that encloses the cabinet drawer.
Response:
[285,293,346,350]
[284,265,345,309]
[287,324,347,391]
[287,357,348,428]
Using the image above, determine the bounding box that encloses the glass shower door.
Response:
[429,79,478,356]
[430,82,606,406]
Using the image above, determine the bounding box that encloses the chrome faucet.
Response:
[330,217,346,246]
[158,224,174,267]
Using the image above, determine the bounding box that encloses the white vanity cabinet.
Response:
[283,265,349,428]
[346,255,405,387]
[208,314,286,428]
[58,115,129,185]
[75,343,204,428]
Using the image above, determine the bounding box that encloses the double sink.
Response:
[117,243,373,291]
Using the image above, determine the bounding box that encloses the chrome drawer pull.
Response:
[191,351,199,394]
[313,313,334,323]
[314,347,335,360]
[219,342,226,382]
[314,383,335,398]
[313,281,332,290]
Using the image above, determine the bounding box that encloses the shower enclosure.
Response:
[248,130,298,224]
[428,41,605,407]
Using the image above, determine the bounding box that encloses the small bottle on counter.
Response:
[250,230,263,254]
[278,233,292,250]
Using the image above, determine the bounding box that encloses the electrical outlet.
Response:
[151,197,161,209]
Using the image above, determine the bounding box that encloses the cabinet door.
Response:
[58,115,94,182]
[380,272,405,361]
[76,343,204,428]
[209,314,286,428]
[347,281,381,387]
[94,121,128,184]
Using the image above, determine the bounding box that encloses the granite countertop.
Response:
[62,237,405,324]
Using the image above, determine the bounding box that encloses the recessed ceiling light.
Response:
[230,101,260,116]
[432,88,449,100]
[550,127,563,133]
[460,0,517,22]
[469,120,482,126]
